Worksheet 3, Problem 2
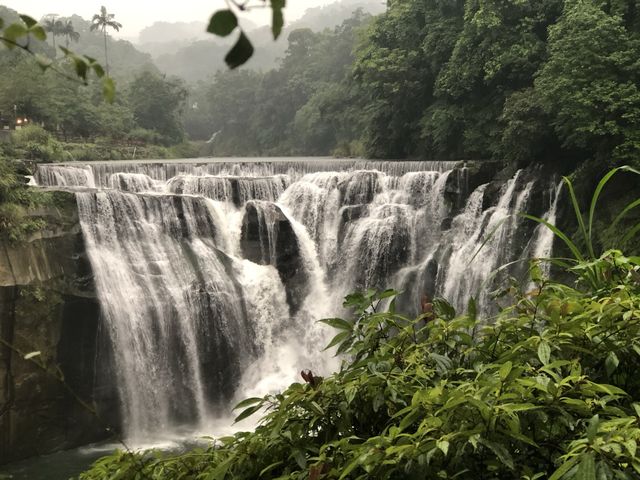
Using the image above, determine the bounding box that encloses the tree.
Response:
[42,15,63,53]
[90,5,122,76]
[126,71,187,145]
[535,0,640,163]
[60,19,80,49]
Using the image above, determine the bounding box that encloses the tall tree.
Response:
[127,71,187,145]
[61,19,80,49]
[90,5,122,75]
[42,15,63,53]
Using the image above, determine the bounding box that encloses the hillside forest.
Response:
[0,0,638,168]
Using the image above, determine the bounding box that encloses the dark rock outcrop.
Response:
[240,201,309,315]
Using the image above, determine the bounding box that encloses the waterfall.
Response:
[36,159,559,442]
[76,190,253,440]
[531,181,563,273]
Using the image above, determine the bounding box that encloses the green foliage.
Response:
[78,256,640,479]
[126,71,187,145]
[10,125,64,162]
[189,11,372,155]
[523,166,640,285]
[0,154,49,242]
[535,0,640,163]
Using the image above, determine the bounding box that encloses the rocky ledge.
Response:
[0,191,114,465]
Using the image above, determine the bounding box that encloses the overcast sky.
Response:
[2,1,336,39]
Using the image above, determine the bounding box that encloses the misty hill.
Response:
[137,19,259,58]
[148,0,385,83]
[61,14,157,80]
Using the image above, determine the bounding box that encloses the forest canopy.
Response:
[2,0,639,167]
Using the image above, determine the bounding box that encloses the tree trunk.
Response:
[103,27,109,76]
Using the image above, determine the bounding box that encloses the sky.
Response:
[1,1,336,39]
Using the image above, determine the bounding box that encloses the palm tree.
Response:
[90,6,122,75]
[42,15,63,53]
[61,20,80,49]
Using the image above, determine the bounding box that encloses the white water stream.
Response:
[36,159,561,443]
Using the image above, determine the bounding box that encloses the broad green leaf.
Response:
[499,361,512,381]
[233,397,263,410]
[605,351,619,376]
[224,32,253,69]
[586,415,599,442]
[207,10,238,37]
[436,439,449,456]
[538,340,551,365]
[324,330,350,350]
[30,25,46,41]
[209,455,234,480]
[399,407,422,431]
[345,384,357,404]
[576,452,596,480]
[259,461,283,477]
[2,23,28,45]
[271,0,285,39]
[339,455,362,480]
[549,456,580,480]
[478,437,514,470]
[234,404,262,423]
[74,58,88,81]
[292,449,306,469]
[103,77,115,103]
[377,289,397,300]
[309,401,325,416]
[92,63,105,78]
[625,440,637,458]
[19,15,38,28]
[319,317,352,331]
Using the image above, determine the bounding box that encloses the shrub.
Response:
[11,125,64,163]
[169,141,204,159]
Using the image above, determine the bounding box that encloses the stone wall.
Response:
[0,192,114,465]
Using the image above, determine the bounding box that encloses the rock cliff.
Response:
[0,191,113,465]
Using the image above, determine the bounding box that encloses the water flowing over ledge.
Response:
[36,158,462,188]
[34,158,560,444]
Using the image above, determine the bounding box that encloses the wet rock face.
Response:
[0,193,113,465]
[240,202,309,315]
[338,171,382,206]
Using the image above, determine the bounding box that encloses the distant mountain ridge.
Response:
[137,0,386,82]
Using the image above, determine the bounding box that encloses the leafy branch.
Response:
[207,0,286,68]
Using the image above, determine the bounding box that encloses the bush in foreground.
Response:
[78,249,640,479]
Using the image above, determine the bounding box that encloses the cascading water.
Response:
[35,158,562,442]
